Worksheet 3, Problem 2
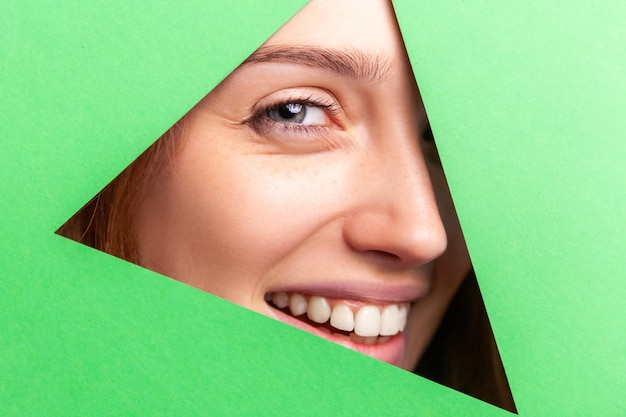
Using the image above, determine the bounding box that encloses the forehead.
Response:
[264,0,403,55]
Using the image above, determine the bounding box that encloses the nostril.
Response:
[362,249,403,264]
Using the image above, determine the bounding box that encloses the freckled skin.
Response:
[134,0,464,369]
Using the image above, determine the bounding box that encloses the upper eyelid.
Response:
[265,97,339,115]
[249,87,341,113]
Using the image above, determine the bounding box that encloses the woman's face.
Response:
[135,0,453,368]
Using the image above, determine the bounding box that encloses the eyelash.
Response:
[245,95,341,137]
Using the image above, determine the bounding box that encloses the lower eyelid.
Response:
[253,119,333,136]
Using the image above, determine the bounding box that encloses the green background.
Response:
[1,1,624,415]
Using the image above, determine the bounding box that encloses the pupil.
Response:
[278,103,303,119]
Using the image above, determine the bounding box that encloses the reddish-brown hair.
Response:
[57,125,180,263]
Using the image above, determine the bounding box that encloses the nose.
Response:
[342,130,447,267]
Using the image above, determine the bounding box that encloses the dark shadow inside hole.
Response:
[414,270,517,413]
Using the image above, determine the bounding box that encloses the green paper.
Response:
[2,1,624,416]
[395,0,626,415]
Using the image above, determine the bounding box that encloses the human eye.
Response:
[244,90,342,142]
[266,101,329,125]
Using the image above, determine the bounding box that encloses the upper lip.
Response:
[265,279,430,304]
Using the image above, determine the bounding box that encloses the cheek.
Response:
[193,157,332,252]
[135,143,349,305]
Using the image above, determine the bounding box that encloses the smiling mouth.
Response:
[265,292,409,345]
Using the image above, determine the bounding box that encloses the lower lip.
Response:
[266,305,406,367]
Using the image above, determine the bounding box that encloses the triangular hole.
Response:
[57,1,516,412]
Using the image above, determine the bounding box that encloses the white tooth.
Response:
[379,304,400,336]
[354,305,381,337]
[289,293,308,316]
[307,296,331,324]
[330,303,354,332]
[271,292,289,309]
[398,304,408,331]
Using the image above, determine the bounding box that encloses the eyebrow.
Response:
[243,45,392,85]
